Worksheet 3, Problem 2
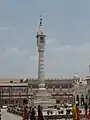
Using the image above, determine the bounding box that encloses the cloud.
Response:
[6,47,19,53]
[55,42,90,56]
[6,47,28,55]
[0,26,8,31]
[55,44,72,52]
[45,42,90,77]
[0,47,38,77]
[0,42,90,77]
[76,43,90,56]
[46,38,56,45]
[27,41,90,77]
[29,55,38,61]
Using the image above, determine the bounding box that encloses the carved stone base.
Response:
[34,88,56,108]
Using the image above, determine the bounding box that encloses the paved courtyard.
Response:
[1,109,21,120]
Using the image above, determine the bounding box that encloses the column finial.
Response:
[40,15,43,25]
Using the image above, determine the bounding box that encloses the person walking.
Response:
[22,106,28,120]
[87,107,90,119]
[28,106,32,120]
[72,105,77,120]
[30,107,36,120]
[84,103,88,118]
[76,106,81,120]
[37,105,44,120]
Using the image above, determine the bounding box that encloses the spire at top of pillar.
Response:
[37,15,45,36]
[40,15,42,25]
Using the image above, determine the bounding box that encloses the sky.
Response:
[0,0,90,78]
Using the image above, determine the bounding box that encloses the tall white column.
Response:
[38,49,45,89]
[36,17,46,90]
[39,50,44,79]
[34,18,56,108]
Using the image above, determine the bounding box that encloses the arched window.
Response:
[76,95,79,106]
[86,95,88,100]
[73,96,75,103]
[81,94,84,106]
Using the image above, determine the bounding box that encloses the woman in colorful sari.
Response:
[76,107,81,120]
[87,107,90,119]
[72,105,77,120]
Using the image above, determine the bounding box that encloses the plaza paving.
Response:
[1,109,21,120]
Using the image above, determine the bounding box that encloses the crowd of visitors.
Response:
[72,103,90,120]
[22,103,90,120]
[22,105,44,120]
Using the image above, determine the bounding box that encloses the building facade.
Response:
[0,76,88,106]
[27,77,77,105]
[0,78,28,106]
[85,76,90,105]
[73,78,88,106]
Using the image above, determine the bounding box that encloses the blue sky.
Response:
[0,0,90,77]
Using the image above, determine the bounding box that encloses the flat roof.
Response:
[0,83,28,87]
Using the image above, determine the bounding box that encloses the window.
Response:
[16,100,18,104]
[3,88,9,93]
[5,100,8,104]
[73,81,75,83]
[24,88,27,92]
[20,79,23,83]
[40,37,44,43]
[10,81,13,83]
[23,99,28,104]
[81,94,84,106]
[76,95,79,106]
[56,99,60,104]
[86,95,88,100]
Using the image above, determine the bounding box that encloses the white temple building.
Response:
[73,77,88,106]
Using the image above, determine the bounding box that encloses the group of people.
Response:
[72,103,90,120]
[72,105,81,120]
[22,103,90,120]
[22,105,44,120]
